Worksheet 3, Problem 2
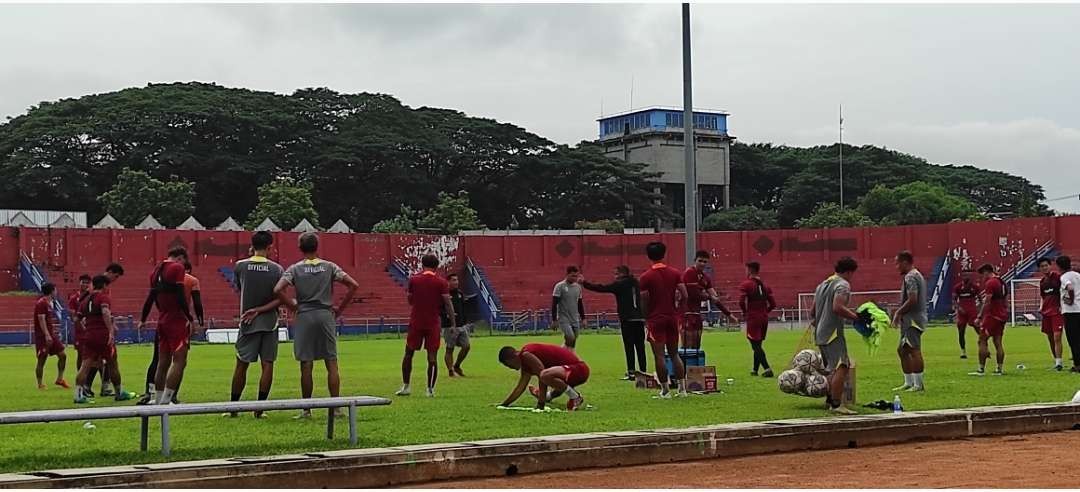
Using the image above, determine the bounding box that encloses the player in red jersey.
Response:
[1037,257,1064,371]
[73,275,136,403]
[397,254,455,398]
[681,250,737,351]
[638,241,688,398]
[739,262,777,378]
[33,283,68,390]
[498,343,588,411]
[139,247,193,404]
[952,269,980,359]
[67,275,91,377]
[971,263,1007,376]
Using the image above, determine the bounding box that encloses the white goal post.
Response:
[1009,278,1042,327]
[796,290,902,327]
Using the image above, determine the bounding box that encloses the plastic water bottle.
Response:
[893,395,903,414]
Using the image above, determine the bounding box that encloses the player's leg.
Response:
[666,337,686,395]
[325,359,340,397]
[759,325,773,377]
[55,348,67,386]
[1066,314,1080,371]
[895,339,913,391]
[443,346,455,377]
[293,360,314,419]
[453,330,470,376]
[650,340,670,396]
[153,345,173,403]
[424,330,439,396]
[975,331,990,375]
[1053,330,1064,370]
[73,357,96,403]
[957,318,968,358]
[560,322,577,351]
[992,334,1005,374]
[229,359,250,413]
[145,332,160,395]
[538,366,583,410]
[35,351,47,388]
[632,321,648,373]
[620,323,636,378]
[104,351,132,400]
[253,360,274,418]
[398,348,415,395]
[687,315,702,350]
[160,345,187,404]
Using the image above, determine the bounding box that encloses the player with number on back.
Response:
[639,241,689,399]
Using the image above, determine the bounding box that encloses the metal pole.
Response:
[682,3,697,261]
[839,104,844,209]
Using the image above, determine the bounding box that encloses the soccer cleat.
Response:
[676,390,690,398]
[622,374,635,381]
[960,353,968,359]
[425,388,435,398]
[99,385,114,397]
[84,388,95,398]
[967,370,985,376]
[1053,365,1064,372]
[567,396,585,411]
[653,391,673,400]
[55,379,71,389]
[993,369,1004,376]
[135,394,154,406]
[37,383,47,390]
[114,390,138,402]
[73,396,93,404]
[292,410,312,420]
[762,369,775,378]
[453,366,465,377]
[829,405,857,415]
[394,385,411,396]
[891,384,912,392]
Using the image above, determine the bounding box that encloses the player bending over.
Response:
[33,282,68,390]
[498,343,588,411]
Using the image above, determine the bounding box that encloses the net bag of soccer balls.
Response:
[778,349,829,397]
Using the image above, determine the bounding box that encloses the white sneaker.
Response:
[676,389,690,398]
[395,385,411,396]
[905,386,925,392]
[292,410,312,420]
[653,391,672,400]
[967,370,985,377]
[891,384,912,392]
[425,388,435,398]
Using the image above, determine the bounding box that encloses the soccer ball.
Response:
[805,373,829,397]
[777,369,805,394]
[791,349,823,374]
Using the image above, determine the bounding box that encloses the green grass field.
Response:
[1,324,1077,473]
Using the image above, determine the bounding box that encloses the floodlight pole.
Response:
[682,3,697,262]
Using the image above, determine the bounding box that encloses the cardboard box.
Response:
[686,365,718,393]
[634,371,660,389]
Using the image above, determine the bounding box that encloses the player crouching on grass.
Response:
[498,343,588,411]
[33,282,69,390]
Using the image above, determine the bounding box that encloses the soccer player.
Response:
[891,251,928,392]
[952,269,980,359]
[1037,257,1064,371]
[739,262,776,377]
[67,275,90,391]
[73,275,137,403]
[229,231,284,418]
[33,282,68,390]
[498,343,588,411]
[971,263,1007,376]
[139,247,194,405]
[582,265,647,380]
[638,241,688,398]
[681,251,737,351]
[809,257,859,415]
[1058,256,1080,372]
[397,254,453,397]
[442,273,473,377]
[551,266,585,351]
[274,232,359,418]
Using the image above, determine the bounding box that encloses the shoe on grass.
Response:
[114,390,138,402]
[55,379,71,389]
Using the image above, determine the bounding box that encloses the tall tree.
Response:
[97,168,195,227]
[795,202,875,229]
[245,179,321,230]
[858,181,981,225]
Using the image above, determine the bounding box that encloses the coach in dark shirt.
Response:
[582,265,647,379]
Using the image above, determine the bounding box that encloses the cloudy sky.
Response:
[2,3,1078,212]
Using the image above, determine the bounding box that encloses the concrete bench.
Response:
[0,396,391,456]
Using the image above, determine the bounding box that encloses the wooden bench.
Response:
[0,396,391,456]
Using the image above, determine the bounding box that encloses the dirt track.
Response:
[417,431,1080,488]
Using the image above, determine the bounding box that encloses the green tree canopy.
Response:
[416,191,483,234]
[701,205,778,231]
[97,168,195,227]
[574,219,624,233]
[371,206,419,234]
[795,202,875,229]
[858,181,981,225]
[245,179,320,230]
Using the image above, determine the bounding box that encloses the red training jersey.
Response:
[681,267,712,313]
[639,263,683,321]
[150,260,188,323]
[408,270,449,330]
[953,280,979,312]
[739,277,776,315]
[983,276,1008,322]
[1040,271,1062,317]
[79,292,112,335]
[521,343,582,369]
[33,296,55,336]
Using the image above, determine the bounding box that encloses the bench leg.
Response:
[140,416,149,452]
[326,407,335,440]
[161,413,171,457]
[348,403,357,446]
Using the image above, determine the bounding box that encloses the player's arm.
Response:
[738,285,749,314]
[808,299,817,328]
[519,354,549,409]
[103,305,115,346]
[952,287,964,316]
[577,298,585,321]
[499,354,542,407]
[676,282,688,306]
[893,283,918,325]
[1064,279,1076,306]
[191,279,205,326]
[36,312,52,342]
[334,272,360,318]
[138,288,157,328]
[832,289,858,321]
[273,277,299,311]
[640,289,651,318]
[443,293,457,329]
[581,280,616,294]
[766,289,777,313]
[242,298,283,324]
[551,296,560,323]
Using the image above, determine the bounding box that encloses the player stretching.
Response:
[498,343,589,411]
[552,266,585,351]
[971,263,1007,376]
[398,255,454,397]
[1058,256,1080,372]
[140,247,194,405]
[739,262,776,377]
[73,275,137,403]
[809,257,859,415]
[682,251,737,351]
[229,231,284,418]
[442,273,473,377]
[892,251,928,392]
[33,283,68,390]
[952,269,979,359]
[274,232,359,418]
[1037,258,1064,371]
[639,242,688,398]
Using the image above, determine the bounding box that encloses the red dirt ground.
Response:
[418,431,1080,488]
